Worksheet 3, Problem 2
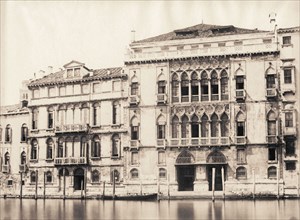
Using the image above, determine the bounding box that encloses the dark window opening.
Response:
[181,86,189,96]
[157,125,165,139]
[286,139,295,155]
[7,180,13,186]
[48,112,53,129]
[236,76,244,90]
[158,81,166,94]
[237,122,245,136]
[268,148,276,161]
[286,162,296,171]
[191,85,199,95]
[284,69,292,84]
[283,36,291,45]
[131,83,138,95]
[191,123,199,138]
[266,75,276,89]
[285,112,293,127]
[131,126,139,140]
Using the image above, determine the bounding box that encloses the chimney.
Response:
[131,30,136,43]
[269,12,277,32]
[39,70,45,78]
[48,66,53,74]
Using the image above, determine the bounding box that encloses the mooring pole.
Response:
[63,168,66,200]
[43,172,46,199]
[157,176,160,201]
[35,170,38,200]
[20,172,23,199]
[140,181,142,195]
[102,181,106,199]
[221,167,225,200]
[81,180,83,199]
[297,172,299,198]
[212,168,215,202]
[252,168,256,200]
[277,166,280,199]
[84,169,87,199]
[167,173,170,200]
[112,171,116,200]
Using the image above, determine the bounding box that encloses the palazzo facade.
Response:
[0,23,299,198]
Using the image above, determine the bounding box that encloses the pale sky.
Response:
[1,1,299,106]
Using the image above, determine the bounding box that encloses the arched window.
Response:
[31,139,38,160]
[220,113,229,137]
[130,168,139,179]
[211,113,219,137]
[201,114,209,137]
[91,170,100,183]
[236,112,246,136]
[157,73,166,94]
[211,71,219,101]
[80,137,87,157]
[157,115,166,139]
[5,124,12,142]
[48,107,54,129]
[236,167,247,180]
[92,103,100,126]
[172,116,179,138]
[181,114,189,138]
[181,73,189,102]
[21,124,28,142]
[131,117,139,140]
[112,101,120,125]
[32,108,38,129]
[171,73,179,102]
[20,152,26,165]
[45,171,52,183]
[268,166,277,179]
[30,171,36,183]
[4,152,10,165]
[191,114,199,138]
[267,111,277,136]
[57,138,64,158]
[201,71,209,101]
[159,168,167,179]
[58,105,66,126]
[266,65,276,89]
[112,134,120,157]
[46,138,54,160]
[81,103,89,125]
[91,135,101,158]
[111,169,120,182]
[221,70,228,100]
[191,72,199,102]
[131,76,139,96]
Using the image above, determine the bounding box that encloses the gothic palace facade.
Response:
[0,23,299,198]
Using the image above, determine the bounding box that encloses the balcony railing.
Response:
[2,165,10,173]
[236,89,246,100]
[55,124,88,133]
[54,157,87,165]
[267,135,277,144]
[235,136,247,145]
[266,88,277,97]
[19,164,27,173]
[169,137,230,147]
[157,94,167,104]
[129,95,140,105]
[130,140,139,148]
[201,95,209,101]
[283,127,297,136]
[157,139,167,147]
[181,96,189,102]
[211,94,219,101]
[191,95,199,102]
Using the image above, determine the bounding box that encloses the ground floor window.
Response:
[91,170,100,183]
[45,171,52,183]
[236,166,247,180]
[285,162,296,171]
[159,168,167,179]
[268,147,277,161]
[7,180,13,186]
[130,168,139,179]
[268,166,277,179]
[30,171,36,183]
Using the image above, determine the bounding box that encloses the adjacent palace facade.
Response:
[1,22,299,198]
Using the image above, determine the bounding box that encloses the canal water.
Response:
[0,199,299,220]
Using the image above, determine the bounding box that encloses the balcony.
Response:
[266,88,277,98]
[169,137,230,147]
[157,94,167,104]
[267,135,277,144]
[129,95,140,105]
[283,127,297,136]
[55,124,89,133]
[236,89,246,100]
[157,139,167,147]
[235,136,247,145]
[130,140,140,148]
[2,165,10,173]
[19,164,27,173]
[54,157,87,165]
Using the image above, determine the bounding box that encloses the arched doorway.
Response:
[176,150,195,191]
[58,168,69,191]
[74,168,85,190]
[206,151,227,191]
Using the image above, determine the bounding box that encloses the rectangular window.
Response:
[203,44,211,48]
[268,121,276,135]
[266,75,276,89]
[93,83,101,93]
[67,69,73,77]
[285,112,293,127]
[131,126,139,140]
[7,180,13,186]
[268,148,277,161]
[282,36,291,45]
[158,151,165,164]
[74,68,80,77]
[284,69,292,84]
[131,152,138,165]
[59,86,66,96]
[181,82,189,96]
[191,123,199,138]
[263,39,272,44]
[285,139,295,155]
[234,41,243,46]
[286,162,296,171]
[237,148,246,164]
[236,76,244,90]
[48,87,56,97]
[237,122,245,136]
[158,81,166,94]
[218,42,226,47]
[131,83,138,95]
[157,125,165,139]
[48,112,54,129]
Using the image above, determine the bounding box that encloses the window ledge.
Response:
[282,44,293,48]
[268,161,278,164]
[111,156,120,160]
[91,182,101,185]
[91,125,101,128]
[30,159,38,163]
[46,128,55,132]
[90,157,101,160]
[31,129,39,133]
[237,162,247,165]
[45,159,54,162]
[4,141,12,144]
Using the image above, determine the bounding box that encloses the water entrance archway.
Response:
[74,168,84,190]
[206,151,227,191]
[176,150,195,191]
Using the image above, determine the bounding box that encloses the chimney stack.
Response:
[269,12,277,32]
[131,30,136,43]
[38,70,45,78]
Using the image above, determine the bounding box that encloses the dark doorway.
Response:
[177,165,195,191]
[207,165,226,191]
[74,168,85,190]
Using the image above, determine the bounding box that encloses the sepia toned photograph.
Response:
[0,1,299,219]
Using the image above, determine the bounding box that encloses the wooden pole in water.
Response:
[81,180,83,199]
[84,169,87,198]
[167,173,170,200]
[102,181,106,199]
[252,168,255,200]
[277,166,280,199]
[157,175,160,201]
[20,172,23,199]
[35,170,38,200]
[43,172,46,199]
[112,171,116,200]
[140,181,142,195]
[221,167,225,200]
[212,168,215,202]
[297,172,299,198]
[63,168,66,200]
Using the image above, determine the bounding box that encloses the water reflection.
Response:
[0,199,299,220]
